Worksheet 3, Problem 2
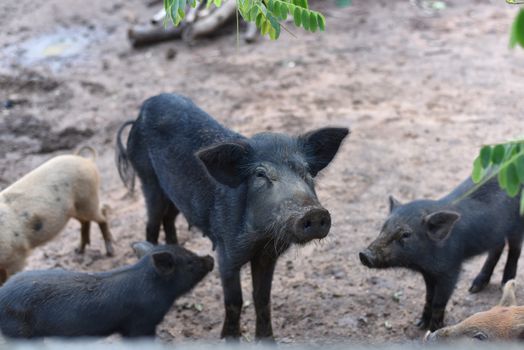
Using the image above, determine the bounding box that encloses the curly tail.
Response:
[75,146,97,160]
[116,121,136,194]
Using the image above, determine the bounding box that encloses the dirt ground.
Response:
[1,0,524,345]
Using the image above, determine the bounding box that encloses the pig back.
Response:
[137,94,245,231]
[0,155,99,247]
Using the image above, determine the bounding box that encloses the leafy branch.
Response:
[470,139,524,215]
[164,0,327,40]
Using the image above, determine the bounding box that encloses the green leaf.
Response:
[256,12,264,29]
[273,1,280,18]
[293,7,301,26]
[479,146,492,169]
[492,144,506,164]
[301,8,309,30]
[309,12,317,32]
[248,6,259,21]
[279,3,288,19]
[516,154,524,182]
[506,162,521,197]
[472,156,484,183]
[520,190,524,216]
[498,165,508,190]
[317,13,325,31]
[267,13,281,39]
[510,9,524,49]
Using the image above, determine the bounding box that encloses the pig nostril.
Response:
[304,220,312,229]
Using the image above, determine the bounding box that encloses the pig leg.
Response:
[76,221,91,254]
[501,236,523,285]
[416,273,436,329]
[220,263,243,340]
[469,243,504,293]
[94,206,114,257]
[142,182,170,245]
[250,252,277,341]
[162,202,179,244]
[428,274,458,331]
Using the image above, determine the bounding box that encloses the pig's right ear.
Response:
[152,252,176,275]
[132,241,155,259]
[424,211,461,242]
[197,141,253,188]
[388,195,401,213]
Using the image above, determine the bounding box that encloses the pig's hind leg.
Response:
[469,243,505,293]
[163,202,179,244]
[76,221,91,254]
[501,235,523,285]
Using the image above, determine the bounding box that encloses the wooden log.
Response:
[127,26,182,48]
[182,0,237,41]
[151,8,166,25]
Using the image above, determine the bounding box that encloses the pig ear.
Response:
[499,280,518,307]
[389,195,401,213]
[152,252,176,275]
[424,211,461,242]
[299,127,350,177]
[196,141,252,188]
[132,241,155,259]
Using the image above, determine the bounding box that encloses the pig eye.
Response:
[472,331,488,341]
[401,231,411,239]
[255,169,267,178]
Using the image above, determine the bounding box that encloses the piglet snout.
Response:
[359,249,377,268]
[295,208,331,241]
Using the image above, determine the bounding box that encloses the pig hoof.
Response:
[469,280,488,294]
[415,318,430,330]
[106,247,115,257]
[75,247,85,255]
[429,321,444,332]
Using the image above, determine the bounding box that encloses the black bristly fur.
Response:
[360,177,524,332]
[115,93,349,340]
[0,244,213,339]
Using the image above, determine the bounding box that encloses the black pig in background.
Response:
[360,177,524,331]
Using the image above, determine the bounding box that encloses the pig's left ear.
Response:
[132,241,155,259]
[152,251,176,275]
[197,140,253,188]
[299,127,350,177]
[424,211,461,242]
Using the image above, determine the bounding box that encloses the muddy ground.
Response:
[1,0,524,345]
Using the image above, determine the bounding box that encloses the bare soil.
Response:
[1,0,523,345]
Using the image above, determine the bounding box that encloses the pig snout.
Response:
[294,207,331,241]
[359,248,378,268]
[203,255,215,271]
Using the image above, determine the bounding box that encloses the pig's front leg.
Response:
[416,273,435,329]
[220,265,243,340]
[428,273,458,331]
[250,251,277,341]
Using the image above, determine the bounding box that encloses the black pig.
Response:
[0,242,214,338]
[116,93,349,340]
[359,177,524,331]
